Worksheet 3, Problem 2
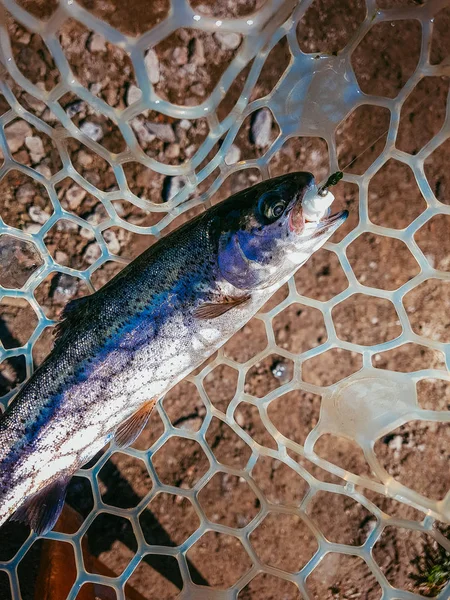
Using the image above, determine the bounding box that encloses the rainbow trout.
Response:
[0,172,347,535]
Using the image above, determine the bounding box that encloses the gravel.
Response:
[83,243,101,265]
[88,33,106,53]
[225,144,241,165]
[145,49,160,84]
[146,122,176,143]
[66,185,87,210]
[250,108,273,148]
[3,120,32,154]
[66,100,87,118]
[25,136,45,162]
[80,121,104,142]
[16,183,36,204]
[214,32,242,50]
[103,229,121,255]
[28,206,50,225]
[126,84,142,106]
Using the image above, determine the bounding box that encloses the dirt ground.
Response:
[0,0,450,599]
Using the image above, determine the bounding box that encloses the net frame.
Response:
[0,0,449,598]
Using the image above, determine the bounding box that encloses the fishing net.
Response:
[0,0,449,598]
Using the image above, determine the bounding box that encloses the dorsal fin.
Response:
[53,294,93,344]
[10,475,70,536]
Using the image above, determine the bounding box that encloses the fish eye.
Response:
[258,192,287,223]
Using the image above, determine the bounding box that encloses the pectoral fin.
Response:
[10,475,70,536]
[114,398,157,448]
[193,295,251,320]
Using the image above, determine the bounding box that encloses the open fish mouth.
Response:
[310,209,349,236]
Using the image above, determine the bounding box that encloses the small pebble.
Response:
[28,206,50,225]
[89,82,103,96]
[79,227,95,241]
[225,144,241,165]
[52,273,78,304]
[66,185,87,210]
[146,122,176,143]
[80,121,103,143]
[54,250,69,265]
[16,183,36,204]
[214,31,242,50]
[23,93,46,114]
[23,223,41,234]
[25,135,45,161]
[66,100,86,118]
[126,84,142,106]
[130,118,156,146]
[4,120,32,154]
[179,119,192,130]
[83,243,101,265]
[35,164,52,179]
[173,47,188,65]
[103,229,121,255]
[165,143,180,159]
[145,49,160,84]
[250,108,273,148]
[88,33,106,53]
[190,82,205,97]
[77,150,94,168]
[190,38,206,66]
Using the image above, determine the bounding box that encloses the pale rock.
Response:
[145,49,160,84]
[190,82,205,97]
[83,243,101,265]
[225,144,241,165]
[55,250,69,265]
[90,82,103,96]
[184,144,197,158]
[250,108,272,148]
[28,206,50,225]
[66,100,86,118]
[23,93,46,114]
[146,122,176,143]
[190,37,206,66]
[66,185,87,210]
[126,84,142,106]
[35,164,52,179]
[165,143,180,159]
[25,135,45,161]
[4,120,32,154]
[79,227,95,241]
[24,223,41,234]
[53,273,78,305]
[179,119,192,130]
[16,183,36,204]
[80,121,103,142]
[88,33,106,53]
[173,47,188,65]
[130,118,156,146]
[214,31,242,50]
[103,229,121,255]
[112,200,126,217]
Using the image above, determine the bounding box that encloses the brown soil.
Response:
[0,1,449,600]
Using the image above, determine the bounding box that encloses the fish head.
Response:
[214,171,348,290]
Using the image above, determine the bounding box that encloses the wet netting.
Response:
[1,0,450,598]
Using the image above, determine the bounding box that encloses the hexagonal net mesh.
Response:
[0,0,449,598]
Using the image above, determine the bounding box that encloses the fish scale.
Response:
[0,171,346,535]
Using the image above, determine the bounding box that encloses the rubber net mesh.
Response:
[0,0,449,598]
